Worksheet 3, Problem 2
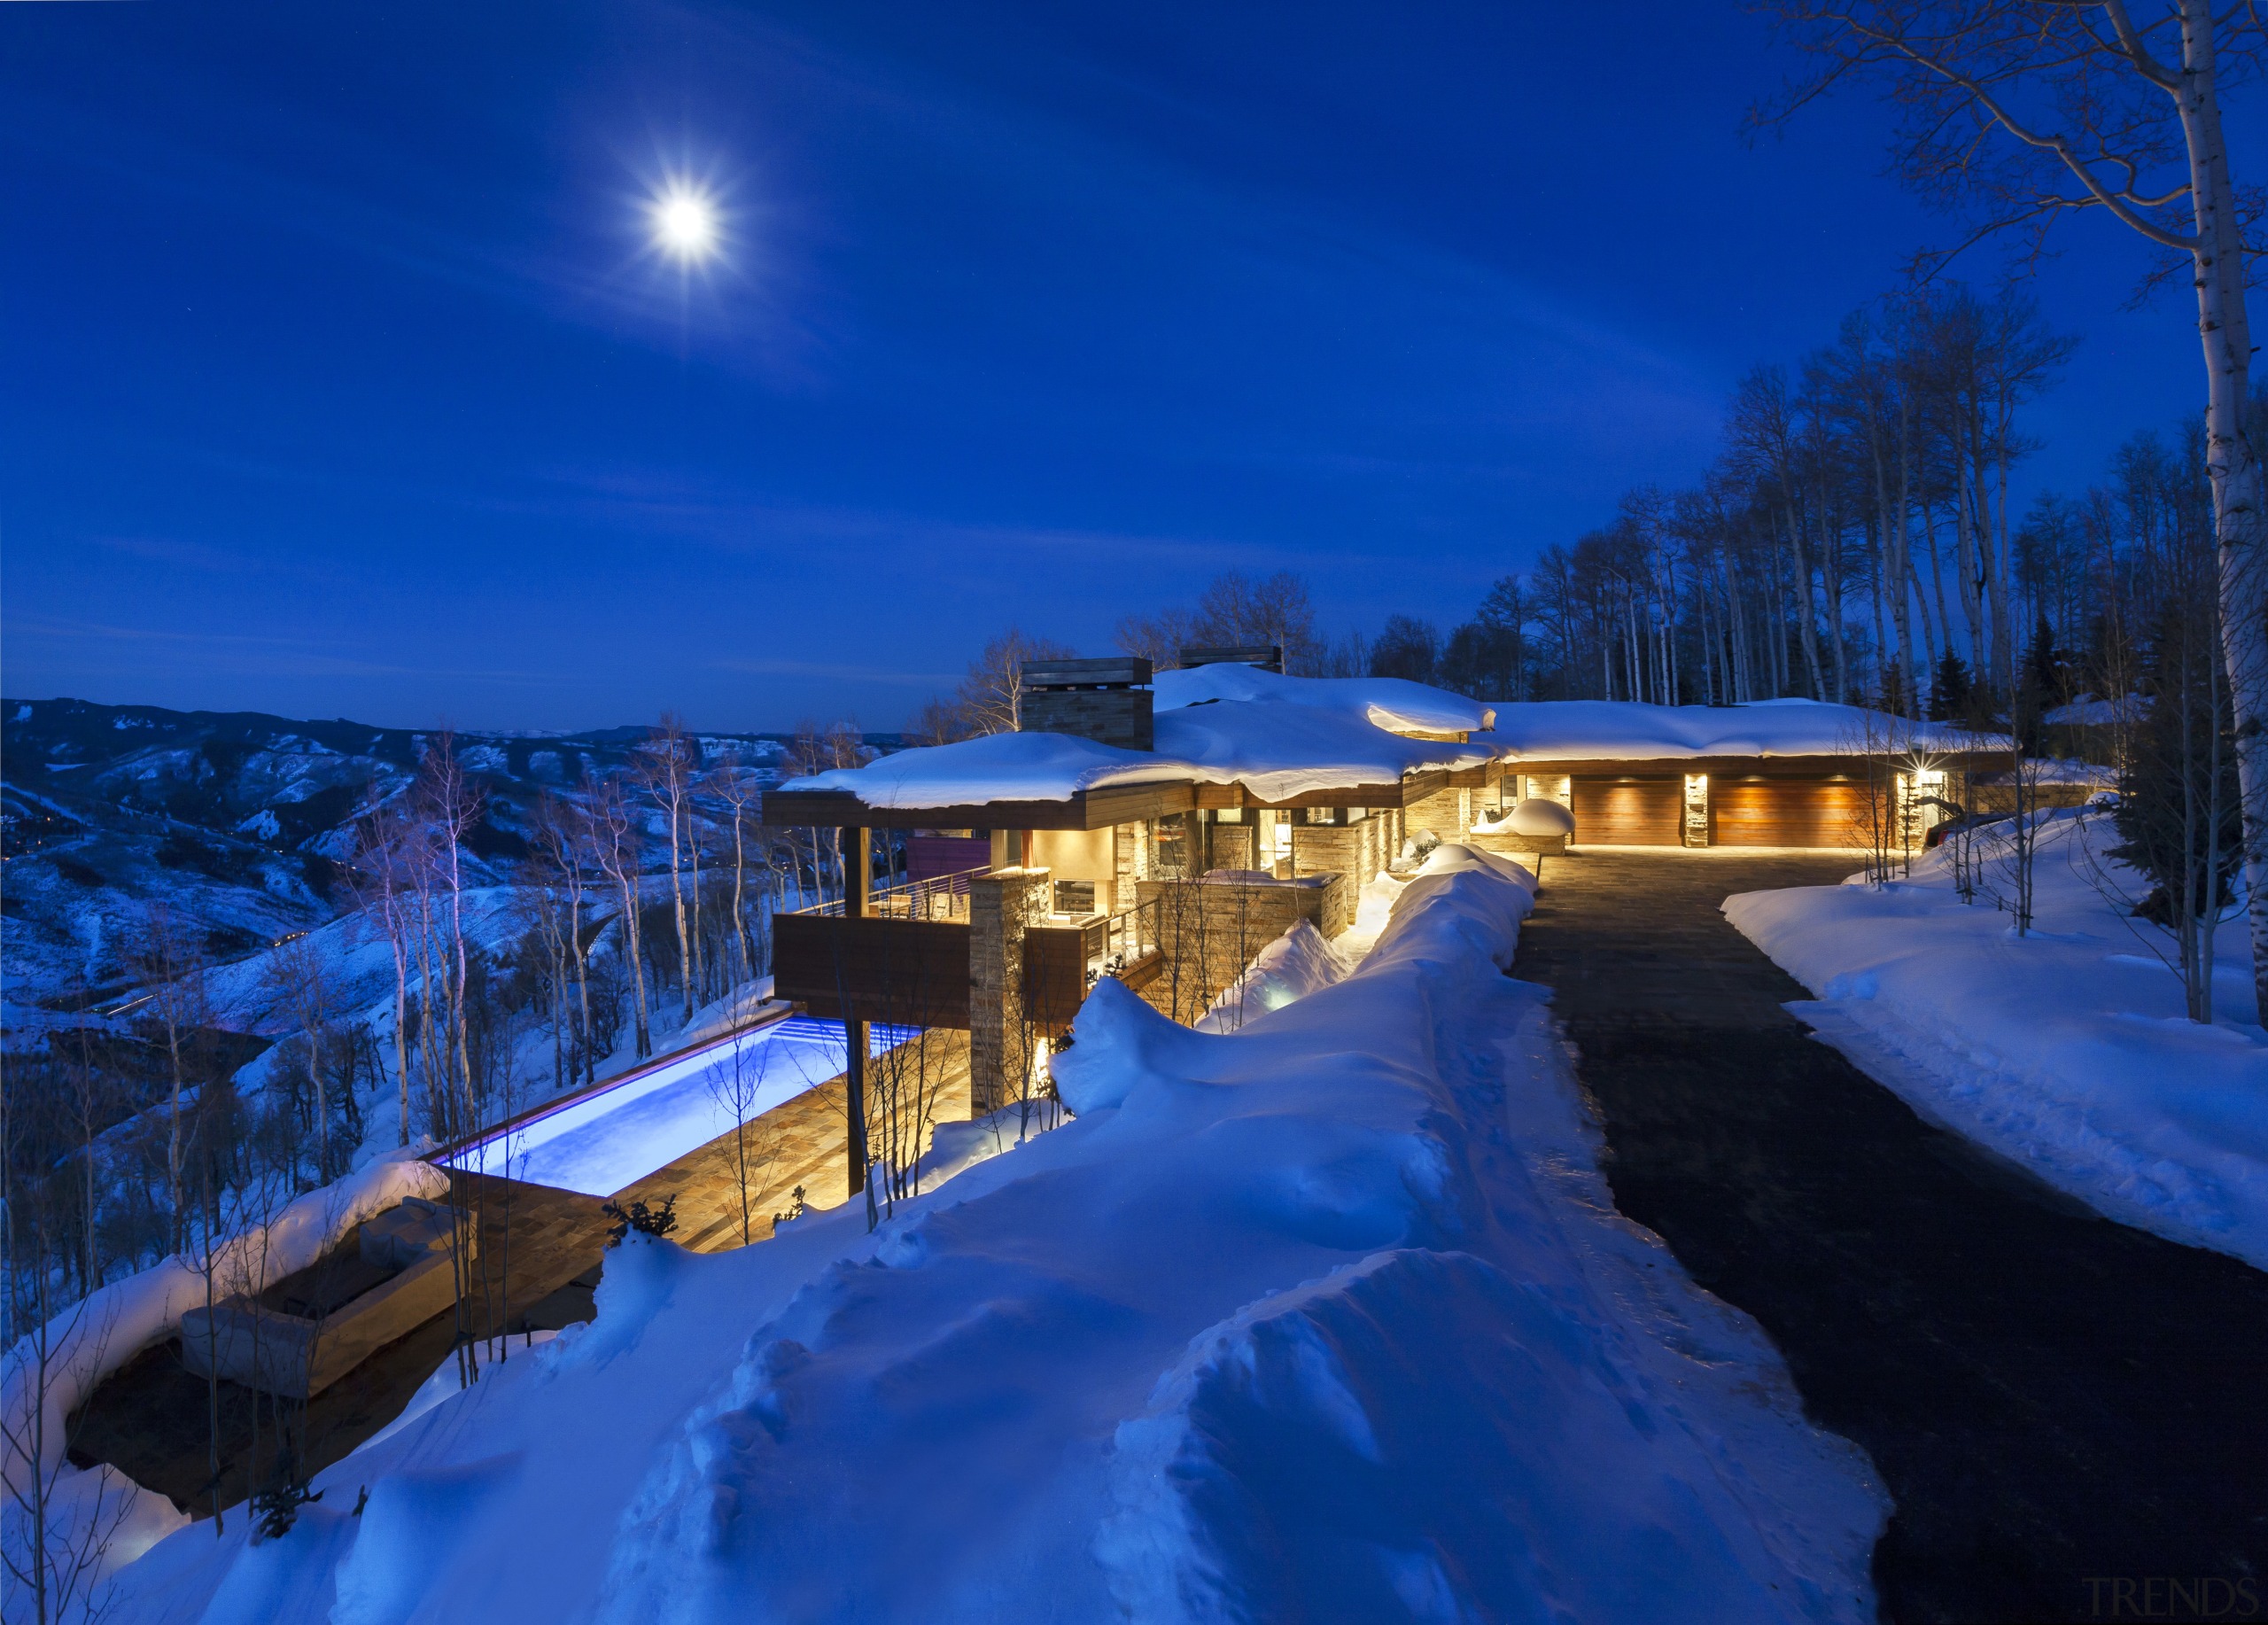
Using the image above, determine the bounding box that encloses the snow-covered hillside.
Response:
[98,846,1886,1625]
[1727,810,2268,1270]
[0,697,799,1028]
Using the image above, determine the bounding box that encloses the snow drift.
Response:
[101,844,1883,1624]
[780,670,1492,811]
[1726,809,2268,1270]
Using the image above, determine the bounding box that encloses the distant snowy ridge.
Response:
[103,844,1882,1625]
[1727,812,2268,1270]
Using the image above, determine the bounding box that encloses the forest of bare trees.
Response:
[1340,286,2262,734]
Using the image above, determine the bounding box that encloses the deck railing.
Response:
[794,865,989,922]
[1091,896,1161,985]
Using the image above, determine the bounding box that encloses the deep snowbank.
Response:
[1726,810,2268,1270]
[103,845,1882,1624]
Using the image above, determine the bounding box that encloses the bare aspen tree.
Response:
[637,714,699,1025]
[350,798,418,1147]
[267,936,335,1181]
[710,750,762,987]
[944,631,1077,735]
[530,792,596,1085]
[588,772,652,1059]
[132,902,210,1253]
[1755,0,2268,1010]
[3,1038,139,1622]
[414,735,484,1130]
[701,987,784,1246]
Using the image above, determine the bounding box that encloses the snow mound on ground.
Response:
[1726,809,2268,1269]
[1194,918,1352,1032]
[101,843,1882,1625]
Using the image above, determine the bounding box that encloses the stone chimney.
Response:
[1020,656,1153,750]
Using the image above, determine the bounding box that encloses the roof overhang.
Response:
[763,766,1463,827]
[762,781,1197,830]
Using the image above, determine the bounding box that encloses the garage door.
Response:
[1570,777,1682,845]
[1711,778,1865,848]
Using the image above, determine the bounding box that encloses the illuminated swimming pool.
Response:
[447,1016,916,1196]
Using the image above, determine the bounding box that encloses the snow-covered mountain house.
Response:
[763,653,2000,1116]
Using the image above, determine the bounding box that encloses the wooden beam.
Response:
[765,781,1195,831]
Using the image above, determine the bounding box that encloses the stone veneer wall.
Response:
[1134,875,1349,1025]
[1405,786,1471,843]
[1464,830,1560,859]
[1288,825,1363,929]
[969,867,1052,1115]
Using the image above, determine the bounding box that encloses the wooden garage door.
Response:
[1712,778,1864,848]
[1570,777,1682,845]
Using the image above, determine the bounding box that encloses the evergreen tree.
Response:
[1926,652,1971,722]
[2110,604,2241,939]
[2014,618,2063,750]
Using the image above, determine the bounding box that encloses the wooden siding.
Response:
[1711,777,1866,849]
[773,913,971,1028]
[1021,923,1097,1028]
[905,833,990,882]
[1571,776,1683,845]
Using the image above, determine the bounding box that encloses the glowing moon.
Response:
[651,187,718,261]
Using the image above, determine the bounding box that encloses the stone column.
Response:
[1290,824,1363,929]
[969,867,1050,1116]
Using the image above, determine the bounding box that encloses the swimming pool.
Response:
[446,1016,917,1197]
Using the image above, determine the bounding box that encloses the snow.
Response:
[102,843,1884,1625]
[1475,698,2003,762]
[1725,809,2268,1270]
[449,1015,914,1197]
[1192,917,1355,1032]
[1153,664,1495,736]
[782,673,1492,812]
[1478,797,1576,838]
[2046,694,2144,727]
[1153,697,1491,802]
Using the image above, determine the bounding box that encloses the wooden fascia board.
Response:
[1506,753,2001,778]
[764,779,1196,831]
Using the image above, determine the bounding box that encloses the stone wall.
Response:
[1019,688,1153,750]
[968,867,1051,1115]
[1288,824,1363,929]
[1134,875,1348,1024]
[1464,830,1559,859]
[1405,786,1471,842]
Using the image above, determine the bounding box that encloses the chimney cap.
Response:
[1177,643,1284,674]
[1022,656,1153,690]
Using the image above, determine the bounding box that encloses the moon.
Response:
[651,186,718,262]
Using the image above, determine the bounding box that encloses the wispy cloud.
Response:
[3,616,552,684]
[708,657,958,688]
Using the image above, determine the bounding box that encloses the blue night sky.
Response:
[0,2,2229,731]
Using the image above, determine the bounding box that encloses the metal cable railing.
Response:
[793,864,990,921]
